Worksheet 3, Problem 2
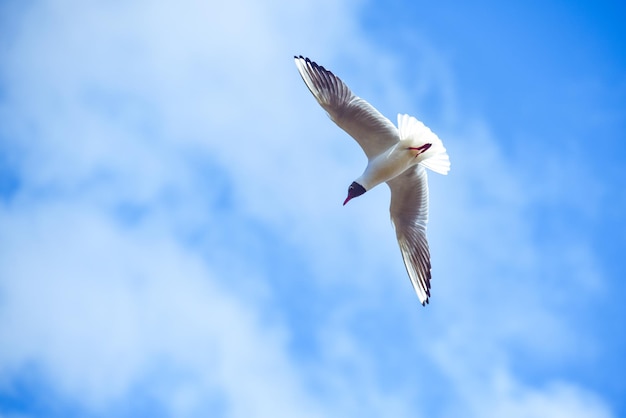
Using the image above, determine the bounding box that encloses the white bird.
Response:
[294,56,450,305]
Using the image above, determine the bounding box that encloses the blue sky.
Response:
[1,0,624,417]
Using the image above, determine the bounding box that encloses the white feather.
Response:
[397,113,450,175]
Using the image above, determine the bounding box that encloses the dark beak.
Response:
[343,195,352,206]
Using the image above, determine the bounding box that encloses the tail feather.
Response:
[397,113,450,175]
[420,152,450,175]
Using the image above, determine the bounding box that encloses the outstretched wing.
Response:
[387,165,432,305]
[294,56,398,159]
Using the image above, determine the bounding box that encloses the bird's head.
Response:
[343,181,366,206]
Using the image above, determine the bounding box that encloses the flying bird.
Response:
[294,56,450,305]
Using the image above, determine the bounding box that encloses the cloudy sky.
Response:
[1,0,624,417]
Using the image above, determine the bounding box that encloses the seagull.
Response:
[294,56,450,305]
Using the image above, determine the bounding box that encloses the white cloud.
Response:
[0,0,421,416]
[0,201,325,417]
[486,371,612,418]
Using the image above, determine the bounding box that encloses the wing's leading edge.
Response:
[387,165,431,305]
[294,56,398,159]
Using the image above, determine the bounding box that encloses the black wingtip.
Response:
[294,56,326,72]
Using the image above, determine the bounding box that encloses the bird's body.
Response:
[294,56,450,305]
[356,139,430,191]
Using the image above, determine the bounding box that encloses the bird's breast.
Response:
[359,146,416,190]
